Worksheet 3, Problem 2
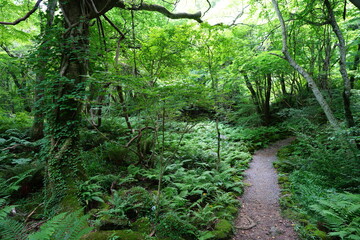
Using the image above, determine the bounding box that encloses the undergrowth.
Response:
[1,119,282,240]
[274,121,360,240]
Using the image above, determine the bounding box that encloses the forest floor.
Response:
[233,137,298,240]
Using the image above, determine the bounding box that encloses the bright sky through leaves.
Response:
[175,0,249,25]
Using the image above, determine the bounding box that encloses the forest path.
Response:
[233,137,298,240]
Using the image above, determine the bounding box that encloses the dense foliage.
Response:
[0,0,359,239]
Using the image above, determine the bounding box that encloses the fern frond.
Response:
[0,218,27,240]
[28,210,93,240]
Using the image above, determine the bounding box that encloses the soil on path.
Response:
[233,138,298,240]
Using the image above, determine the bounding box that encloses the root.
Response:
[235,215,257,230]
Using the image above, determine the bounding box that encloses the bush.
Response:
[0,111,32,133]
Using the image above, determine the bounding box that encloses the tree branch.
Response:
[349,0,360,10]
[115,1,202,23]
[0,45,17,58]
[0,0,42,25]
[103,14,125,39]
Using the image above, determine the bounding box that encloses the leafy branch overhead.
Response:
[0,0,202,27]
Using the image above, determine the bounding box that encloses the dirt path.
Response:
[233,138,298,240]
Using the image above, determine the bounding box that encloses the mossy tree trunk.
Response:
[46,0,89,210]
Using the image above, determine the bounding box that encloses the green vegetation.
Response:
[0,0,359,239]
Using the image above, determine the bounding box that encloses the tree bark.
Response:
[271,0,339,129]
[324,0,354,127]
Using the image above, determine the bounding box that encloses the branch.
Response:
[115,1,203,23]
[0,0,42,25]
[269,52,286,59]
[230,5,249,26]
[103,14,125,39]
[125,126,156,148]
[0,45,17,58]
[203,0,212,17]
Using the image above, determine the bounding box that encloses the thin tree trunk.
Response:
[117,85,133,131]
[271,0,339,129]
[324,0,354,127]
[279,74,287,96]
[243,72,262,116]
[215,118,221,171]
[31,0,57,140]
[350,43,360,89]
[263,73,272,125]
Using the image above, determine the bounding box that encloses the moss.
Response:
[156,213,197,240]
[209,219,233,240]
[131,217,152,234]
[278,175,289,184]
[97,214,129,230]
[313,230,328,240]
[225,205,238,215]
[81,230,147,240]
[60,193,82,212]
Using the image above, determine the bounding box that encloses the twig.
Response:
[25,203,44,223]
[0,0,42,25]
[269,52,286,59]
[125,126,156,148]
[202,0,212,17]
[1,144,21,151]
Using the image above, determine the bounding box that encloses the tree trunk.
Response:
[319,26,332,90]
[350,43,360,89]
[271,0,339,129]
[31,0,57,140]
[279,74,287,96]
[243,72,262,116]
[324,0,354,128]
[46,0,89,210]
[263,73,272,125]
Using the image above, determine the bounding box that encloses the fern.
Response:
[0,201,27,240]
[0,169,35,197]
[28,210,93,240]
[0,218,27,240]
[310,193,360,239]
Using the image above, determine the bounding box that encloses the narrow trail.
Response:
[233,137,298,240]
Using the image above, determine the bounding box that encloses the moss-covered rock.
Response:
[81,230,147,240]
[96,210,129,230]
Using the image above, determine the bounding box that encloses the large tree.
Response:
[0,0,202,209]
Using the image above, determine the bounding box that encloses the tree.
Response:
[271,0,340,129]
[324,0,355,127]
[0,0,203,209]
